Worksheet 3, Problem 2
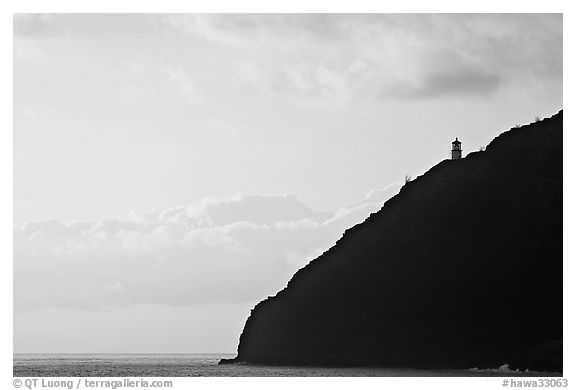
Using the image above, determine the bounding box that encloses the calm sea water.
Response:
[13,354,560,377]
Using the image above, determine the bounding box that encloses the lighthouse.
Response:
[451,138,462,160]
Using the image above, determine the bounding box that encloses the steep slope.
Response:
[224,111,563,372]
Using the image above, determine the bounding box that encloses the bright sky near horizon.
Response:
[14,14,562,353]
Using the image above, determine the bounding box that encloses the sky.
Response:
[13,13,562,353]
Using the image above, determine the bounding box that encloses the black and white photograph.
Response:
[8,8,568,386]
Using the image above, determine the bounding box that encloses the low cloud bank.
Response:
[14,184,400,309]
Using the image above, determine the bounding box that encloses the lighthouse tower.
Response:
[451,138,462,160]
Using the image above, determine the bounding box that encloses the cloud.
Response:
[13,14,69,61]
[20,105,56,119]
[121,60,206,106]
[14,186,400,310]
[13,14,58,37]
[162,14,354,48]
[389,66,503,99]
[422,68,502,97]
[160,64,206,104]
[161,14,561,102]
[364,183,403,203]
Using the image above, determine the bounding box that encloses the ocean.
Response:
[13,354,561,377]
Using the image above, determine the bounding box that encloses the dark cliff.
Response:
[225,111,563,372]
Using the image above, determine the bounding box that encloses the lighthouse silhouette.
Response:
[451,138,462,160]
